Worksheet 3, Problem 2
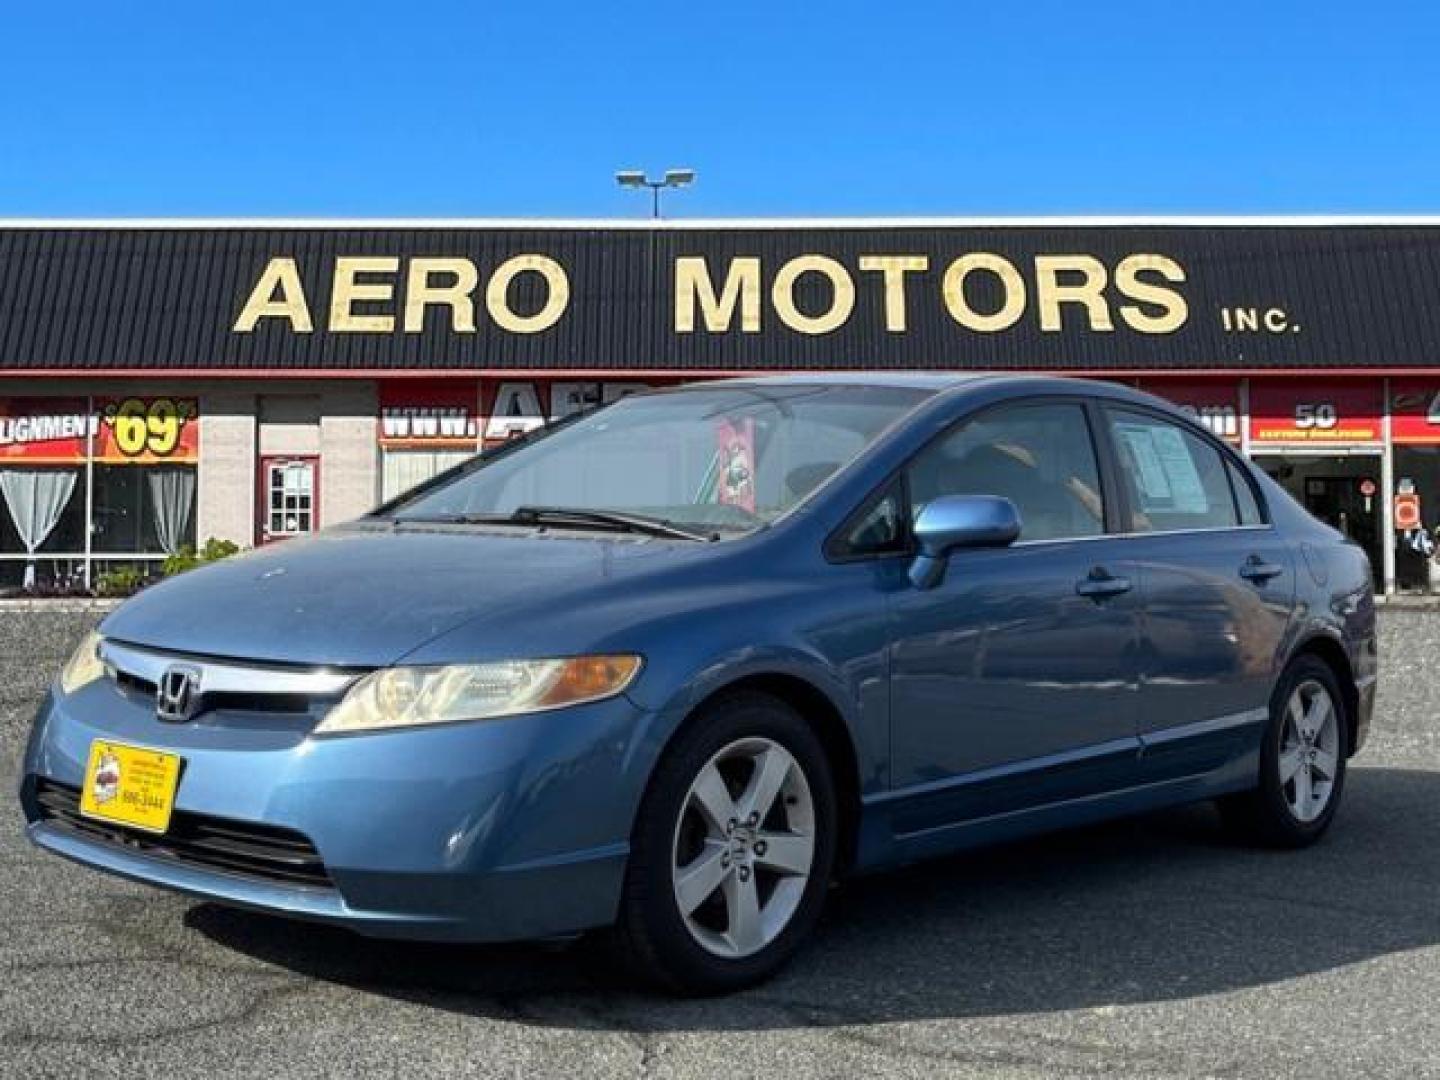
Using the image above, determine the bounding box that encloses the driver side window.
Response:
[907,402,1106,543]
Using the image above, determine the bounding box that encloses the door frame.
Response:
[256,454,321,545]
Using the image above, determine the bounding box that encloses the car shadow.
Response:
[187,764,1440,1032]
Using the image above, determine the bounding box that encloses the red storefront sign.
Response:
[1248,380,1382,445]
[379,381,480,449]
[1390,380,1440,444]
[1136,379,1242,442]
[480,379,667,444]
[0,397,199,463]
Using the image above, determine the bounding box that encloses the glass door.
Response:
[257,456,319,544]
[1252,451,1382,587]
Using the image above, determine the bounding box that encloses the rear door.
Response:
[1099,406,1295,781]
[885,399,1144,831]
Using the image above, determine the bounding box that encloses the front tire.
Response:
[1220,654,1349,848]
[614,691,838,994]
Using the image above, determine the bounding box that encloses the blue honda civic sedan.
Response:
[20,374,1377,993]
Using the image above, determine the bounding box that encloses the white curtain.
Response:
[0,469,78,588]
[147,467,196,555]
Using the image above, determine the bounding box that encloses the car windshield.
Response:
[389,383,932,536]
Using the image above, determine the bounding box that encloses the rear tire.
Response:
[613,691,837,995]
[1219,654,1349,848]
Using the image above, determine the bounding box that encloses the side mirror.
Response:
[909,494,1021,590]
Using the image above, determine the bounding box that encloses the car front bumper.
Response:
[19,678,660,942]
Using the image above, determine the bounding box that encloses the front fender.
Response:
[622,638,887,798]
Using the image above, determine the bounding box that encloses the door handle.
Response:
[1239,556,1285,584]
[1075,568,1132,600]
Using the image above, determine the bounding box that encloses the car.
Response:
[19,374,1378,994]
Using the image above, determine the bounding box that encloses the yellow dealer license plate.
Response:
[79,740,183,834]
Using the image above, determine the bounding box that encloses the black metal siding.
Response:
[2,224,1439,373]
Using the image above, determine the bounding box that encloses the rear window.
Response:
[1106,408,1240,532]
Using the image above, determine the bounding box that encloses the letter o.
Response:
[942,253,1026,332]
[486,255,570,334]
[772,256,855,335]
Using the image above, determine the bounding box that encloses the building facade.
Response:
[3,217,1440,594]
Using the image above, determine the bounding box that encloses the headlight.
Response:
[59,630,106,695]
[313,655,642,734]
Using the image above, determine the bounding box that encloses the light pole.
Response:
[615,168,696,218]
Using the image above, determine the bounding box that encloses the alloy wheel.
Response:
[1279,678,1341,823]
[670,737,816,959]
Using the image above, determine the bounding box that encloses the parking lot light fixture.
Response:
[614,168,696,218]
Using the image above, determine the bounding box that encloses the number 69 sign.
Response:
[98,397,199,463]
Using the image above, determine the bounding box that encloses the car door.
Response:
[1099,406,1296,782]
[885,399,1143,834]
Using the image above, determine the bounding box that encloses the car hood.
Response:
[100,523,701,667]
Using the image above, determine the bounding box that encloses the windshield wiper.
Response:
[391,512,520,527]
[510,506,717,542]
[391,507,717,541]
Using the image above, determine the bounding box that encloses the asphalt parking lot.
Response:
[2,607,1439,1079]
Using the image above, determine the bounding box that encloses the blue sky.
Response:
[0,1,1436,217]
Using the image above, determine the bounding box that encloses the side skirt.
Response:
[853,711,1265,873]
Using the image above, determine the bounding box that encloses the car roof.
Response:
[679,371,1204,429]
[698,372,995,391]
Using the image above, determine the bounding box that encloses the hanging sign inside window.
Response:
[0,397,199,464]
[1395,483,1422,531]
[713,417,756,513]
[1248,381,1382,444]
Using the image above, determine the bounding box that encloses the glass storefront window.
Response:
[381,449,474,502]
[0,468,85,555]
[0,466,86,589]
[91,464,198,555]
[1394,447,1440,594]
[0,396,200,592]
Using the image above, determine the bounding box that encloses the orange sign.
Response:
[1249,381,1382,445]
[1396,492,1422,531]
[0,397,199,464]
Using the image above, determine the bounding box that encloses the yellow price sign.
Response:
[100,397,199,461]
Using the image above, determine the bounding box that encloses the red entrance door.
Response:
[257,456,320,545]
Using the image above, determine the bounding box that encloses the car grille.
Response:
[33,779,333,889]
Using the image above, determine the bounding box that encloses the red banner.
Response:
[1136,379,1242,442]
[0,397,199,464]
[480,378,669,445]
[379,381,480,449]
[1248,380,1382,445]
[1390,380,1440,444]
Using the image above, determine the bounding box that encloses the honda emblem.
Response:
[156,664,201,723]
